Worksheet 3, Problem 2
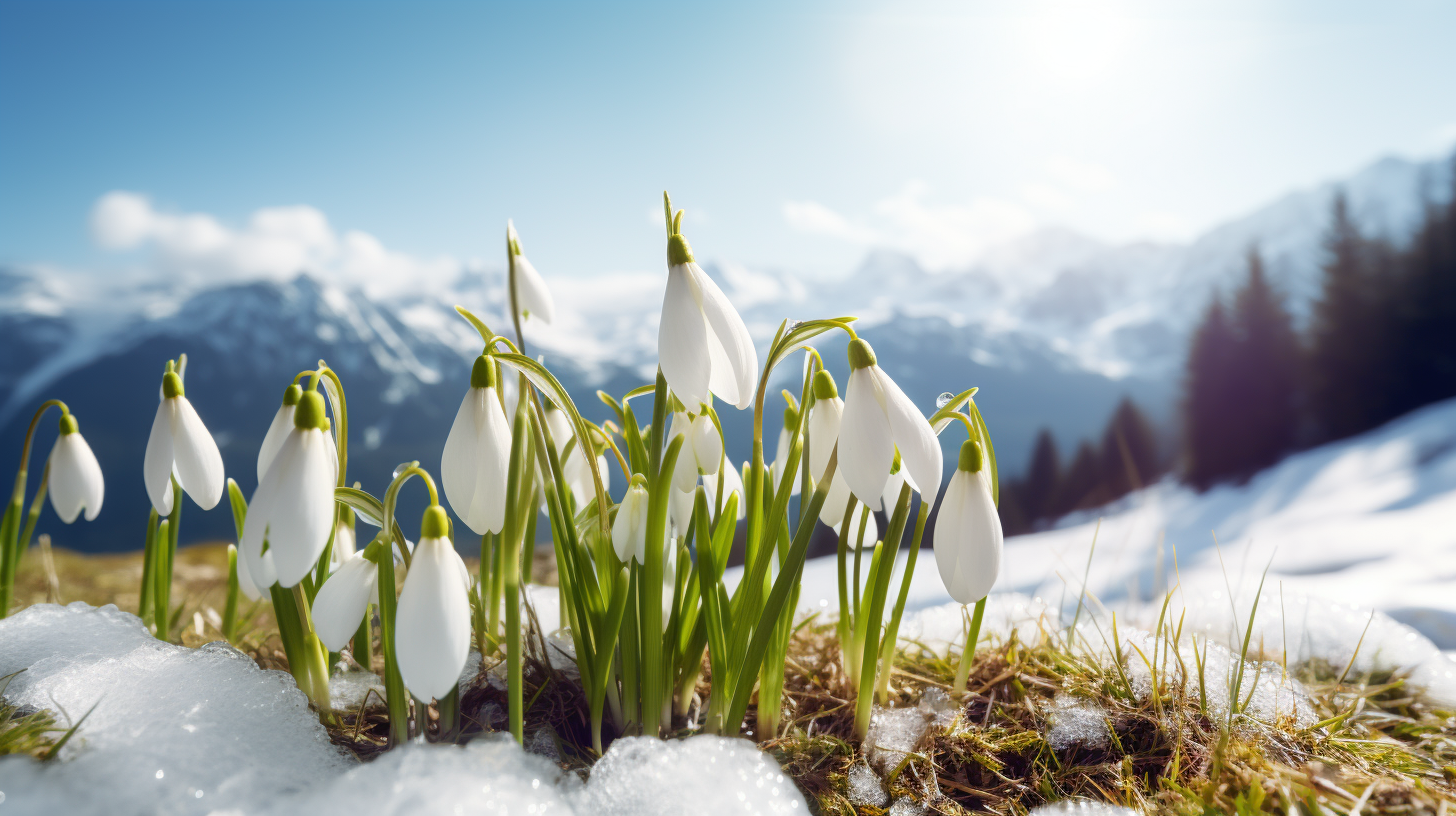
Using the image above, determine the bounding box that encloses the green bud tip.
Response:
[339,503,355,525]
[162,371,185,399]
[282,383,302,407]
[420,504,450,539]
[667,234,695,266]
[293,390,328,430]
[629,473,648,490]
[58,413,79,435]
[471,355,496,389]
[812,370,839,400]
[847,338,877,371]
[958,439,984,473]
[783,406,799,430]
[362,536,387,562]
[890,448,902,475]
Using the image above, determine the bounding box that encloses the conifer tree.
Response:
[1183,295,1238,489]
[1230,248,1300,475]
[1053,441,1103,515]
[1389,159,1456,414]
[1020,428,1061,523]
[1098,397,1161,500]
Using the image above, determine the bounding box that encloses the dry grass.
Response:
[8,544,1456,815]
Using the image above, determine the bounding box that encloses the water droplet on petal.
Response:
[392,462,411,479]
[786,319,803,331]
[936,392,954,408]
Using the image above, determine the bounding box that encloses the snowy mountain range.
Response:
[1,151,1450,551]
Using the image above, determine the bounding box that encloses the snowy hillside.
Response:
[784,393,1456,656]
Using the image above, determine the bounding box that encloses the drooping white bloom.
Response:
[508,220,555,324]
[838,338,944,513]
[330,515,357,567]
[612,476,651,563]
[441,356,512,535]
[395,507,472,700]
[700,460,745,522]
[880,449,919,512]
[933,440,1003,605]
[258,384,300,483]
[46,413,104,523]
[657,223,758,410]
[241,389,338,589]
[668,410,722,493]
[312,550,380,652]
[234,543,273,601]
[806,372,853,527]
[144,366,225,515]
[771,425,801,498]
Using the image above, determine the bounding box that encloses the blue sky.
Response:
[2,0,1454,285]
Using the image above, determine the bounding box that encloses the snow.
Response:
[1029,802,1140,816]
[1045,695,1110,752]
[0,603,807,816]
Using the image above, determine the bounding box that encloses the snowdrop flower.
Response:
[395,506,472,700]
[807,372,852,527]
[838,338,943,512]
[612,475,650,563]
[330,509,357,567]
[46,412,104,523]
[235,544,272,601]
[441,356,512,535]
[668,410,722,493]
[542,404,608,509]
[880,449,918,511]
[933,440,1002,604]
[144,364,225,515]
[312,546,380,652]
[258,384,301,482]
[241,388,338,589]
[508,220,555,324]
[701,460,745,522]
[657,215,758,410]
[771,405,801,498]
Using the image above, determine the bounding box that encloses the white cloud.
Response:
[782,183,1038,269]
[88,192,459,297]
[1130,210,1194,242]
[1019,182,1074,212]
[1043,156,1117,193]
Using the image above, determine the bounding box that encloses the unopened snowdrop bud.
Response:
[312,543,381,652]
[395,505,472,700]
[808,372,852,527]
[441,356,512,535]
[47,412,104,523]
[657,204,759,410]
[668,410,723,493]
[258,384,302,482]
[771,406,801,498]
[612,475,651,563]
[839,338,943,512]
[144,362,225,515]
[507,220,555,324]
[240,389,338,588]
[933,440,1002,605]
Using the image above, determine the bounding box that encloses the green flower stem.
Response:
[290,583,335,722]
[153,481,182,639]
[619,570,641,734]
[953,597,987,694]
[0,399,67,618]
[501,403,534,745]
[640,433,685,737]
[223,545,240,643]
[722,446,836,736]
[352,607,373,669]
[875,500,930,702]
[835,497,857,679]
[488,533,505,654]
[138,509,159,626]
[15,461,49,573]
[853,482,914,740]
[378,465,439,743]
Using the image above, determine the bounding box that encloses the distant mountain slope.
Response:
[1,151,1448,552]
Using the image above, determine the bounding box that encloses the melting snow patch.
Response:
[888,795,928,815]
[576,735,805,815]
[864,706,932,774]
[1045,694,1110,751]
[846,762,888,807]
[1029,801,1141,815]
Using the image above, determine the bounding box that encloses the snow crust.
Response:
[1029,802,1140,816]
[0,603,807,816]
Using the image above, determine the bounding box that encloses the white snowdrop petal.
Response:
[311,554,379,652]
[441,390,482,532]
[658,264,713,409]
[807,397,842,484]
[933,471,972,602]
[235,545,272,601]
[850,504,880,551]
[818,469,854,529]
[691,262,758,410]
[257,404,295,484]
[668,413,700,494]
[267,431,338,588]
[880,464,917,514]
[702,461,745,521]
[395,537,473,700]
[469,388,513,534]
[876,366,944,501]
[170,396,225,511]
[838,369,894,509]
[512,254,556,324]
[773,428,801,497]
[240,449,284,587]
[46,435,87,524]
[144,401,176,516]
[668,486,695,538]
[690,414,722,476]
